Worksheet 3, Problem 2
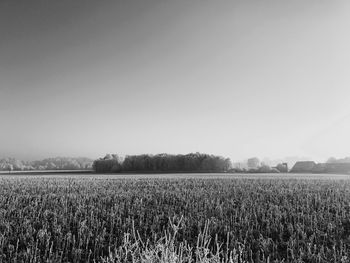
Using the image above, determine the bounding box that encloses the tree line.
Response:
[93,153,232,173]
[0,157,93,171]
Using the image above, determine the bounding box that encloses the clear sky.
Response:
[1,0,350,162]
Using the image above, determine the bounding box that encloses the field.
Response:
[1,173,350,263]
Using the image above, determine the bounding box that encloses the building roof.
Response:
[290,161,316,173]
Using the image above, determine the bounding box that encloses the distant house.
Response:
[290,161,316,173]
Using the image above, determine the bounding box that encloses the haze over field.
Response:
[1,0,350,161]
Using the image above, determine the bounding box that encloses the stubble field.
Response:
[0,173,350,262]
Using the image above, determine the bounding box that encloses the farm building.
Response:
[290,161,316,173]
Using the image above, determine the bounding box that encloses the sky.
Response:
[1,0,350,162]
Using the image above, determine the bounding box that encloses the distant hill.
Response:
[0,157,93,171]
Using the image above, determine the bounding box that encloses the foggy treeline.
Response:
[0,157,93,171]
[3,154,350,173]
[93,153,232,173]
[326,157,350,163]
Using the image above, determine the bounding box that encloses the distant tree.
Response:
[0,157,93,171]
[201,156,215,171]
[111,154,123,163]
[111,162,122,172]
[326,157,350,163]
[47,162,57,170]
[93,153,232,173]
[327,157,337,163]
[247,157,260,169]
[258,164,272,173]
[103,154,113,160]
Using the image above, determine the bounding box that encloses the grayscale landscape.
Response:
[1,0,350,262]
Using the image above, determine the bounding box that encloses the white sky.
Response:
[1,0,350,162]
